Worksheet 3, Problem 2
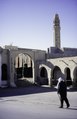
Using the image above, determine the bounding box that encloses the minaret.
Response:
[53,14,61,49]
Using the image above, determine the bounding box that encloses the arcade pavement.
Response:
[0,86,77,119]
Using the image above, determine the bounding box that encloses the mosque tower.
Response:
[53,14,61,49]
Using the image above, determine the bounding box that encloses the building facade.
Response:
[0,14,77,88]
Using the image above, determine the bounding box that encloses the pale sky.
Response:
[0,0,77,50]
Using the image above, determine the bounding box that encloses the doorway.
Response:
[64,67,72,86]
[40,67,48,85]
[52,66,61,85]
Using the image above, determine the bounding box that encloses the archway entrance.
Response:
[14,53,33,86]
[0,54,1,86]
[64,67,72,86]
[1,64,8,87]
[73,67,77,86]
[2,64,8,81]
[52,66,61,85]
[39,67,48,85]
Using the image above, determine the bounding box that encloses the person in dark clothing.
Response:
[57,77,70,108]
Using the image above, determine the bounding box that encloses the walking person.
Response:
[57,77,70,108]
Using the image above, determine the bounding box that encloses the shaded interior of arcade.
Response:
[0,60,77,87]
[38,66,76,87]
[15,53,33,79]
[14,53,33,86]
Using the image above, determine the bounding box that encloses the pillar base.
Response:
[10,82,16,87]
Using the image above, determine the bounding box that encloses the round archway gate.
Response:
[14,53,33,87]
[51,66,61,86]
[39,66,48,85]
[2,64,8,81]
[64,67,72,86]
[1,64,8,87]
[73,67,77,86]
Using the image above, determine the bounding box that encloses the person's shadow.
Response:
[66,107,77,110]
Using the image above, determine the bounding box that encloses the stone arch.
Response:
[73,67,77,86]
[2,64,8,81]
[64,67,72,86]
[0,54,1,86]
[15,53,33,79]
[40,67,47,78]
[39,66,48,85]
[13,53,34,87]
[1,64,8,87]
[51,66,61,85]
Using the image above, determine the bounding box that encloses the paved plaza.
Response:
[0,86,77,119]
